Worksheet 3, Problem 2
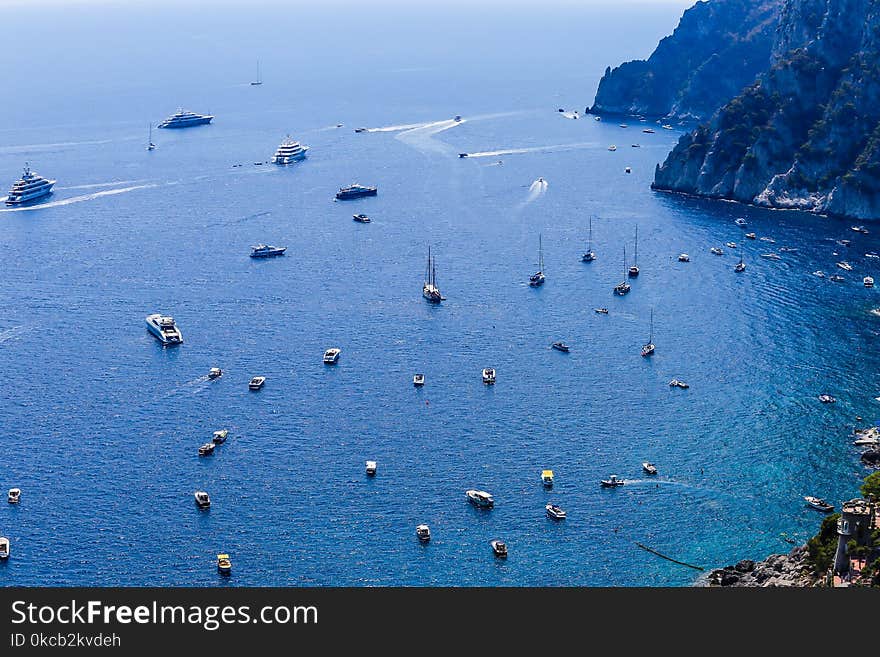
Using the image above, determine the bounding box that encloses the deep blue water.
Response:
[1,1,878,586]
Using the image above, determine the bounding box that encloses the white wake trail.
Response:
[0,183,158,212]
[395,118,465,155]
[464,141,597,158]
[524,178,549,204]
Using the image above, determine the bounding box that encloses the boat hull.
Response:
[157,117,212,129]
[145,318,182,345]
[5,183,55,206]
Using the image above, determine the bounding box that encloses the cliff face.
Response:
[653,0,880,220]
[590,0,782,121]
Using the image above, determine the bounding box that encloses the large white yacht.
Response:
[145,314,183,345]
[5,163,55,206]
[272,136,310,164]
[157,109,213,129]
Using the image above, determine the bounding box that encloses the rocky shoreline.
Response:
[703,546,820,587]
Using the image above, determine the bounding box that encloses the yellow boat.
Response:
[541,470,554,487]
[217,553,232,574]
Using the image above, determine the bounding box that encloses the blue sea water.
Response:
[0,0,878,587]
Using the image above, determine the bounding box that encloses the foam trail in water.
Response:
[366,122,432,133]
[523,177,548,204]
[395,118,465,155]
[57,180,146,191]
[0,183,158,212]
[0,326,29,344]
[464,141,597,158]
[561,111,580,120]
[0,138,128,154]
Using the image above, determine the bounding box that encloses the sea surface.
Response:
[1,0,877,586]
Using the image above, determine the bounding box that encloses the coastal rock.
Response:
[590,0,781,121]
[734,559,755,573]
[651,0,880,220]
[861,449,880,467]
[704,546,819,587]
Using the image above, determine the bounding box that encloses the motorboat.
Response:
[668,378,689,389]
[853,435,880,446]
[145,314,183,345]
[271,136,309,164]
[642,128,655,134]
[745,233,756,239]
[454,115,462,122]
[466,489,494,508]
[779,246,798,252]
[217,553,232,574]
[250,244,286,258]
[837,239,852,247]
[413,373,425,386]
[198,442,216,456]
[354,127,368,133]
[323,348,341,364]
[837,261,853,271]
[865,276,875,288]
[490,540,508,557]
[625,167,631,174]
[482,368,496,384]
[541,470,554,487]
[365,460,377,476]
[726,242,737,248]
[0,537,9,560]
[760,253,781,260]
[595,307,609,314]
[208,367,223,379]
[829,275,845,282]
[678,253,690,262]
[7,488,21,504]
[760,236,776,243]
[631,144,640,148]
[619,123,628,128]
[661,124,673,130]
[734,258,746,273]
[813,270,826,278]
[458,153,468,158]
[607,145,617,151]
[852,225,867,233]
[336,184,377,200]
[551,341,570,353]
[734,218,747,226]
[642,462,658,475]
[194,491,211,508]
[212,429,228,444]
[818,394,836,403]
[353,213,371,223]
[866,252,880,259]
[804,496,834,512]
[710,247,724,255]
[249,376,266,390]
[545,504,566,520]
[600,475,624,487]
[416,524,431,542]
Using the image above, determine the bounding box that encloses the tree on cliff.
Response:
[860,471,880,500]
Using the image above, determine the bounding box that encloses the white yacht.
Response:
[272,136,309,164]
[157,109,213,129]
[212,429,228,444]
[541,470,554,487]
[413,373,425,386]
[545,504,567,520]
[198,442,216,456]
[710,247,724,255]
[423,247,444,303]
[642,462,658,475]
[5,163,55,205]
[0,537,9,560]
[600,475,624,487]
[194,491,211,508]
[466,489,494,508]
[249,376,266,390]
[365,460,377,476]
[678,253,690,262]
[7,488,21,504]
[726,242,737,248]
[490,539,508,557]
[837,261,854,271]
[482,368,496,384]
[208,367,223,379]
[865,276,875,288]
[145,314,183,345]
[416,524,431,542]
[734,218,747,226]
[323,347,341,364]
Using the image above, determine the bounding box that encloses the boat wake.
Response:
[0,183,158,212]
[523,177,549,204]
[870,308,880,318]
[365,121,433,133]
[395,118,465,155]
[0,137,127,155]
[56,179,146,191]
[560,111,580,120]
[464,141,597,159]
[0,325,29,344]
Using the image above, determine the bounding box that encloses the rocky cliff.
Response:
[590,0,781,121]
[705,547,821,587]
[653,0,880,220]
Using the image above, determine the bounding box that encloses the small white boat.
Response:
[813,270,826,278]
[212,429,228,444]
[0,537,9,560]
[490,539,508,557]
[865,276,875,288]
[595,307,609,314]
[625,167,631,174]
[866,252,880,259]
[249,376,266,390]
[734,218,747,226]
[607,145,617,151]
[413,373,425,386]
[551,341,570,353]
[852,225,867,233]
[545,503,566,520]
[365,460,377,476]
[353,213,371,223]
[726,242,737,248]
[759,236,776,243]
[710,247,724,255]
[745,232,756,239]
[778,246,798,252]
[853,436,880,446]
[818,394,836,403]
[668,378,689,389]
[678,253,690,262]
[837,261,853,271]
[208,367,223,379]
[619,124,628,128]
[760,253,781,260]
[734,258,746,273]
[416,524,431,542]
[482,368,496,384]
[198,442,216,456]
[541,470,554,487]
[600,475,624,487]
[466,489,494,508]
[8,488,21,504]
[829,274,845,282]
[323,347,341,364]
[642,128,655,134]
[804,496,834,512]
[217,553,232,574]
[642,462,658,475]
[661,124,673,130]
[194,491,211,508]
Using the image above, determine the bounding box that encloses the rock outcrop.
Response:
[705,546,821,587]
[652,0,880,220]
[590,0,781,121]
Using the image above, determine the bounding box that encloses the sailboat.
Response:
[641,307,655,356]
[734,252,746,273]
[582,215,596,262]
[422,247,444,303]
[613,246,631,295]
[250,61,263,86]
[147,123,156,151]
[529,234,546,286]
[628,225,640,277]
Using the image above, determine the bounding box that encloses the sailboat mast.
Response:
[426,247,431,285]
[634,225,639,265]
[539,234,544,271]
[649,307,653,342]
[588,215,592,249]
[623,245,627,280]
